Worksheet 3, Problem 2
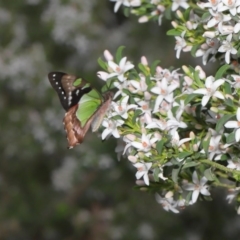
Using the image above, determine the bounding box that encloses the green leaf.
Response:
[215,114,235,132]
[164,6,172,20]
[204,168,215,181]
[202,137,210,156]
[101,78,115,93]
[150,60,161,75]
[123,7,130,17]
[224,81,232,94]
[178,151,192,159]
[201,12,211,21]
[182,161,200,169]
[138,63,149,76]
[172,167,180,183]
[191,44,200,57]
[132,109,142,124]
[156,140,164,155]
[166,29,181,36]
[184,93,199,105]
[97,57,107,71]
[225,97,234,107]
[183,7,191,20]
[226,132,236,143]
[153,168,160,182]
[116,46,125,63]
[215,64,231,79]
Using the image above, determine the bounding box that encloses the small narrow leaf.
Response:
[116,46,125,63]
[204,168,215,181]
[156,140,164,155]
[226,132,236,143]
[202,137,210,156]
[150,60,161,75]
[166,29,181,36]
[215,64,231,79]
[172,167,180,183]
[132,109,142,124]
[182,161,199,169]
[97,57,107,71]
[191,44,200,57]
[153,168,160,182]
[215,114,235,132]
[178,152,192,159]
[184,93,199,105]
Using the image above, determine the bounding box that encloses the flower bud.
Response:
[182,65,190,75]
[141,56,148,66]
[128,155,138,163]
[189,131,195,139]
[195,66,206,79]
[176,10,183,19]
[103,50,113,61]
[138,16,149,23]
[165,191,173,198]
[171,21,178,28]
[203,31,217,38]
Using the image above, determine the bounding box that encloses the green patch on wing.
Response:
[73,78,83,87]
[76,89,102,127]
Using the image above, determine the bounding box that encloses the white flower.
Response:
[174,32,187,59]
[97,71,110,81]
[231,75,240,88]
[131,133,158,152]
[146,117,168,131]
[172,0,189,11]
[151,78,178,113]
[110,0,141,13]
[196,39,220,65]
[129,74,148,93]
[207,10,231,28]
[151,5,165,25]
[167,110,187,132]
[184,171,210,204]
[108,57,134,82]
[193,76,224,106]
[225,107,240,142]
[208,135,223,160]
[113,81,128,99]
[218,0,240,16]
[227,159,240,170]
[112,96,137,119]
[133,162,152,185]
[226,188,240,203]
[197,0,221,11]
[101,118,124,140]
[170,131,191,148]
[155,193,179,213]
[218,22,234,35]
[218,34,237,63]
[135,99,152,115]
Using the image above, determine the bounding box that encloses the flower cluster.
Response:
[111,0,240,66]
[97,47,240,213]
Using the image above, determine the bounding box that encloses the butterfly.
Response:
[48,72,113,148]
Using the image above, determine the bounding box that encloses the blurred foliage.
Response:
[0,0,239,239]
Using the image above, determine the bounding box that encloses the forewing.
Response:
[48,72,92,111]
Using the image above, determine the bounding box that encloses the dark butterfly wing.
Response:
[48,72,92,111]
[63,91,113,148]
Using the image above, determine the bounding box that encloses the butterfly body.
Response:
[48,72,112,148]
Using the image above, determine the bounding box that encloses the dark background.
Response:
[0,1,239,239]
